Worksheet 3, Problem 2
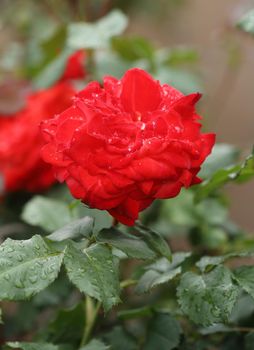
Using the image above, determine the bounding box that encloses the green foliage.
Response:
[195,149,254,202]
[136,253,190,294]
[97,228,157,260]
[144,312,182,350]
[5,342,59,350]
[67,10,128,50]
[64,242,120,311]
[103,326,137,350]
[177,266,239,325]
[237,9,254,35]
[0,235,64,300]
[80,339,109,350]
[233,266,254,300]
[21,196,75,232]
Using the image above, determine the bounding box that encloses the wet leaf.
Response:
[64,242,120,311]
[80,339,109,350]
[6,342,59,350]
[47,217,94,241]
[0,235,64,300]
[97,228,156,260]
[177,266,239,325]
[233,266,254,299]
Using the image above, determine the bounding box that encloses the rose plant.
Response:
[0,5,253,350]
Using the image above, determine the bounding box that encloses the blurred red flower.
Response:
[41,68,215,225]
[0,82,75,193]
[60,50,86,81]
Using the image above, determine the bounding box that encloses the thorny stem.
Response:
[80,296,102,347]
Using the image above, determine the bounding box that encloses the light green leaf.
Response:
[195,150,254,202]
[233,266,254,299]
[64,242,120,311]
[196,251,254,273]
[33,47,74,89]
[47,217,94,242]
[97,228,156,260]
[67,10,128,50]
[22,196,74,232]
[144,312,182,350]
[0,235,64,300]
[6,342,59,350]
[135,223,171,260]
[135,253,190,294]
[177,266,239,325]
[199,143,240,179]
[80,339,109,350]
[237,9,254,35]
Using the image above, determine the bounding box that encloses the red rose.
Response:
[41,68,215,226]
[60,50,86,81]
[0,82,75,193]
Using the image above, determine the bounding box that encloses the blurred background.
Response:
[0,0,253,230]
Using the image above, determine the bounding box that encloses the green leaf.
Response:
[135,253,190,294]
[233,266,254,299]
[164,47,199,66]
[103,326,137,350]
[47,217,94,241]
[22,196,74,232]
[195,150,254,202]
[33,47,74,89]
[134,223,171,260]
[6,342,59,350]
[67,10,128,50]
[118,306,152,320]
[245,333,254,350]
[97,228,156,260]
[111,36,154,63]
[196,251,254,273]
[64,242,120,311]
[237,9,254,35]
[144,312,182,350]
[177,266,239,325]
[80,339,109,350]
[43,303,85,345]
[0,235,64,300]
[199,143,240,179]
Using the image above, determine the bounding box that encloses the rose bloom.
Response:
[0,51,86,193]
[41,68,215,225]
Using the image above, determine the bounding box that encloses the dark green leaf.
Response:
[237,9,254,35]
[64,242,120,311]
[177,266,239,325]
[103,326,137,350]
[67,10,128,50]
[47,217,94,242]
[118,306,152,320]
[43,303,85,345]
[97,228,156,260]
[111,36,154,63]
[0,235,64,300]
[245,333,254,350]
[144,312,182,350]
[135,223,171,260]
[21,196,74,232]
